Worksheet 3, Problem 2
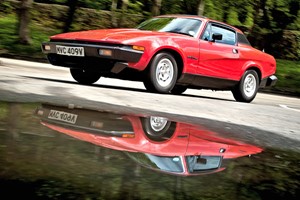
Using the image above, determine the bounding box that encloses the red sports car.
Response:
[41,15,277,102]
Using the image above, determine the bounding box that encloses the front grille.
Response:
[47,54,115,71]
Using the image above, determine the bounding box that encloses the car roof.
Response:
[157,14,207,20]
[156,14,243,33]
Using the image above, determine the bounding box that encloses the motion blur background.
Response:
[0,0,299,95]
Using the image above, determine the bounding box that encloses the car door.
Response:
[185,126,228,156]
[197,22,241,81]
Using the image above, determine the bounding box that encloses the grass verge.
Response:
[271,59,300,96]
[0,13,59,62]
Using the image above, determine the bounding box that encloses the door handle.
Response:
[232,49,238,54]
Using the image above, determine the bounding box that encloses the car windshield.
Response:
[186,156,222,173]
[136,17,202,37]
[125,152,184,173]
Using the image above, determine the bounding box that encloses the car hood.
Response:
[50,28,190,44]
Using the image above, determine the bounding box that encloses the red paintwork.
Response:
[50,15,276,81]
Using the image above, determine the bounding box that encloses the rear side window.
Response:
[201,23,236,45]
[237,33,251,46]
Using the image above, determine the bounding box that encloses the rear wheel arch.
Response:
[243,66,262,83]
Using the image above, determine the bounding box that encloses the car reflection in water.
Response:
[35,103,262,176]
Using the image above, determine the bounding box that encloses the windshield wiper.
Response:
[165,30,194,37]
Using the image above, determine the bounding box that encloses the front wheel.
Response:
[141,116,176,142]
[144,52,178,93]
[231,70,259,103]
[70,68,101,85]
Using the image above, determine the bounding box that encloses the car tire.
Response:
[231,70,259,103]
[143,79,156,93]
[141,116,176,142]
[144,52,178,93]
[171,85,187,95]
[70,68,101,85]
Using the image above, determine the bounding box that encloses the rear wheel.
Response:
[70,68,101,85]
[171,85,187,95]
[231,70,259,103]
[143,52,178,93]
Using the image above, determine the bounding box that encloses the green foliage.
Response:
[78,0,111,10]
[226,8,242,26]
[0,13,58,60]
[128,1,144,13]
[161,0,184,14]
[273,30,300,61]
[0,0,14,13]
[203,0,224,21]
[273,59,300,95]
[71,8,112,30]
[243,6,254,29]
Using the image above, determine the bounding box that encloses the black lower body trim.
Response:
[177,74,238,90]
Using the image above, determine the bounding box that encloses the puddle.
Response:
[0,101,299,199]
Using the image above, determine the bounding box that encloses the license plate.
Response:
[56,45,84,57]
[48,110,78,124]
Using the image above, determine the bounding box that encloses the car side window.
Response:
[201,23,236,45]
[202,23,211,41]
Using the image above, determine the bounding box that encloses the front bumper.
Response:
[41,41,143,64]
[260,75,278,87]
[35,105,135,137]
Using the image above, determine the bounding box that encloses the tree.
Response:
[7,103,21,140]
[111,0,118,27]
[197,0,205,16]
[63,0,79,32]
[110,0,131,27]
[122,0,129,10]
[120,0,129,26]
[151,0,162,16]
[17,0,33,44]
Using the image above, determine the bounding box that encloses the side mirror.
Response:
[211,33,222,42]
